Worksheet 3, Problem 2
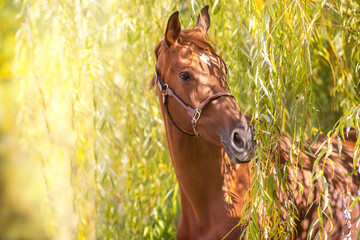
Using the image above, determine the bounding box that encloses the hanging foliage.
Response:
[0,0,358,239]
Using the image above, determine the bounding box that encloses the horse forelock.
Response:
[178,29,215,54]
[178,29,227,74]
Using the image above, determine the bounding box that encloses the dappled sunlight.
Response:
[0,0,359,239]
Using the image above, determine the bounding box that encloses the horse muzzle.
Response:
[221,125,256,164]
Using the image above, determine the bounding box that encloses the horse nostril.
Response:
[233,132,245,150]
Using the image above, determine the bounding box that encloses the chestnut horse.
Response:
[151,6,359,239]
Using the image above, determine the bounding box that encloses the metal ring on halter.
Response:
[192,109,202,126]
[162,83,168,94]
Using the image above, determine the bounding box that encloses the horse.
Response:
[279,131,359,239]
[151,5,359,239]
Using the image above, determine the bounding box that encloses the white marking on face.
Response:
[200,53,211,67]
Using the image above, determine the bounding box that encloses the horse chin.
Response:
[233,154,254,164]
[222,143,255,164]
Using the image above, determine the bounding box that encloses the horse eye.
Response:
[179,72,191,82]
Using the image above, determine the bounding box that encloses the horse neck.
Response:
[162,115,250,228]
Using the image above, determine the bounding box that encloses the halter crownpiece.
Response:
[154,64,235,138]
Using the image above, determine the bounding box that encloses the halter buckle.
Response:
[192,109,202,126]
[162,83,168,94]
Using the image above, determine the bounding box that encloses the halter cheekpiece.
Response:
[154,64,234,137]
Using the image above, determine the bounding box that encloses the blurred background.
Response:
[0,0,359,239]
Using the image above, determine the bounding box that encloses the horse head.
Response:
[152,6,256,163]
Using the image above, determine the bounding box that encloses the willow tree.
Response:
[8,0,360,239]
[229,1,360,239]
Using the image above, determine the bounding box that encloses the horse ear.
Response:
[165,11,181,47]
[196,5,210,35]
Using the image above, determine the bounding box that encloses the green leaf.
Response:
[313,149,327,173]
[317,205,323,228]
[310,170,324,184]
[143,226,149,237]
[337,136,342,156]
[307,218,319,240]
[261,114,271,123]
[350,194,360,210]
[325,140,333,159]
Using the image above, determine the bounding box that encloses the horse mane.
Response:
[150,28,227,89]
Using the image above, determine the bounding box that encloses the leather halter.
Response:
[154,64,234,137]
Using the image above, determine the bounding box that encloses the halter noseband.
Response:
[154,64,234,137]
